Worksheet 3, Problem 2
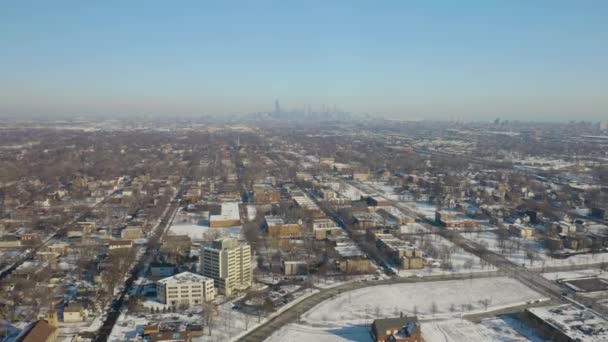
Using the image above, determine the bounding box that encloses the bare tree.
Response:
[201,301,218,336]
[478,298,492,311]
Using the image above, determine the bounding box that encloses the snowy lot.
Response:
[300,277,545,325]
[422,316,549,342]
[266,277,547,342]
[397,234,496,277]
[542,269,608,282]
[463,231,608,269]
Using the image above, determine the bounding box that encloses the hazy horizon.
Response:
[1,1,607,121]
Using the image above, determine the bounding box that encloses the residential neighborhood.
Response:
[0,117,607,342]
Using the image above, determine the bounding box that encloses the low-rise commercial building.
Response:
[157,272,215,306]
[209,202,241,228]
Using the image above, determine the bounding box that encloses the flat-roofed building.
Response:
[209,202,241,228]
[312,218,342,240]
[509,223,535,238]
[253,183,280,204]
[200,238,252,296]
[264,215,302,239]
[334,241,372,273]
[157,271,215,306]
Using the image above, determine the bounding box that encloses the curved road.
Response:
[238,271,501,342]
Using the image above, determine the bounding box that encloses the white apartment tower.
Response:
[200,238,252,296]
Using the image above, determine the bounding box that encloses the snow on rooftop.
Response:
[528,304,608,341]
[157,271,212,285]
[209,202,240,221]
[334,242,366,258]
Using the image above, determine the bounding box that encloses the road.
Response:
[238,271,502,342]
[93,188,183,341]
[240,179,608,341]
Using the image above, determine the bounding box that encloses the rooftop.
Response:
[157,271,212,285]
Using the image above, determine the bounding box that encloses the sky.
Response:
[1,1,607,121]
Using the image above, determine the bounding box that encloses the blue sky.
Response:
[1,1,607,120]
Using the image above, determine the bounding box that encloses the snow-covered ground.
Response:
[397,234,496,277]
[463,231,608,269]
[300,277,545,325]
[542,269,608,282]
[168,209,241,240]
[108,300,260,342]
[266,277,547,342]
[265,323,370,342]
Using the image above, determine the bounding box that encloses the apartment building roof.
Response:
[334,242,366,258]
[157,271,212,285]
[209,202,240,221]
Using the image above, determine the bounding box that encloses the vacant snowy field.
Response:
[301,277,544,325]
[397,234,496,277]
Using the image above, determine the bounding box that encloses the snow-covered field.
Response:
[266,277,547,342]
[463,231,608,269]
[301,277,545,325]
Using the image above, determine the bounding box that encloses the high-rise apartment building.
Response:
[200,238,252,296]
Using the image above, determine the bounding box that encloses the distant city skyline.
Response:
[1,1,607,121]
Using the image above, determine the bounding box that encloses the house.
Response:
[63,305,87,323]
[15,313,58,342]
[370,316,421,342]
[157,272,215,306]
